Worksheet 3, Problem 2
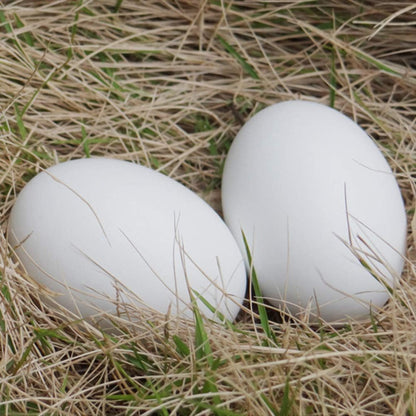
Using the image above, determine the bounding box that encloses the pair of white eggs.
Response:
[8,101,407,325]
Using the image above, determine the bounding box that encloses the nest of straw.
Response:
[0,1,415,415]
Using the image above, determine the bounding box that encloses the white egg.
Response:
[222,100,407,323]
[8,158,246,323]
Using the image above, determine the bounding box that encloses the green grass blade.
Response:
[106,394,137,401]
[173,335,190,357]
[71,2,82,41]
[14,104,28,140]
[66,0,82,59]
[0,10,13,35]
[113,0,124,13]
[260,393,279,415]
[14,14,35,46]
[190,293,222,407]
[201,374,221,406]
[241,231,277,345]
[192,288,240,332]
[0,10,27,57]
[353,49,401,76]
[81,125,91,157]
[279,378,294,416]
[10,339,35,375]
[329,46,337,108]
[125,351,152,372]
[217,35,259,80]
[193,301,213,364]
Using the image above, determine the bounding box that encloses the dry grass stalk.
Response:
[0,1,415,415]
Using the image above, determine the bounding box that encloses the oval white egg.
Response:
[8,158,246,323]
[222,100,407,323]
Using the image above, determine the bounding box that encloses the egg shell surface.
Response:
[8,158,247,322]
[222,100,407,323]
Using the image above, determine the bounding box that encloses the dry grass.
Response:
[0,1,416,415]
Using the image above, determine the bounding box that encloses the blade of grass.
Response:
[217,35,259,80]
[66,0,82,60]
[14,14,35,47]
[329,45,337,108]
[0,10,13,34]
[173,335,190,357]
[192,288,240,333]
[242,231,277,345]
[279,377,295,416]
[10,338,36,376]
[193,299,214,365]
[259,393,279,416]
[190,293,223,408]
[14,104,28,141]
[81,125,91,157]
[113,0,124,13]
[0,10,28,58]
[353,49,401,77]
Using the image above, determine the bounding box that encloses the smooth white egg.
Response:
[8,158,247,323]
[222,100,407,323]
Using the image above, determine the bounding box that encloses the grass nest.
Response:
[0,1,415,415]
